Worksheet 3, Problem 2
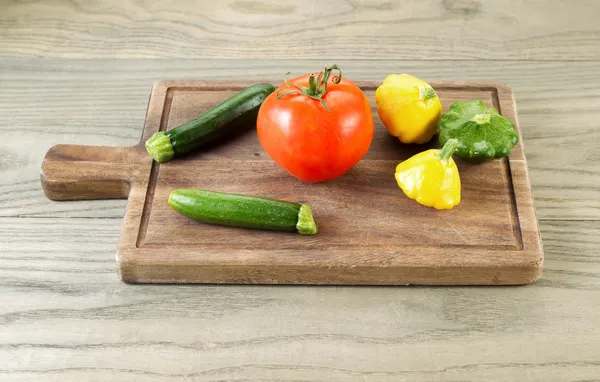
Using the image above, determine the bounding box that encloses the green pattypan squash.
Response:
[438,100,518,163]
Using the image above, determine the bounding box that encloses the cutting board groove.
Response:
[41,80,543,285]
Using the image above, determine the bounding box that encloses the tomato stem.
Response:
[276,65,342,112]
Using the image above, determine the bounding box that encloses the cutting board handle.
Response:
[41,144,140,201]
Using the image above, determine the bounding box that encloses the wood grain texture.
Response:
[1,59,598,220]
[1,0,599,377]
[41,144,139,200]
[0,217,598,380]
[1,0,599,60]
[38,80,542,285]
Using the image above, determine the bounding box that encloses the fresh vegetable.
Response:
[256,65,374,183]
[146,83,276,162]
[394,139,461,210]
[438,100,518,163]
[375,74,442,144]
[168,188,318,235]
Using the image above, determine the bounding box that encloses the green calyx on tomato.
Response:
[257,65,374,183]
[276,65,342,112]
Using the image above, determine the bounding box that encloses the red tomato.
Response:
[257,67,374,183]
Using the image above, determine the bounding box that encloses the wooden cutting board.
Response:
[41,80,543,285]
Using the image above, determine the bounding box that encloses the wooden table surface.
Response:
[1,1,599,380]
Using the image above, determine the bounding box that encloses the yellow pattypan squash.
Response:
[375,74,442,144]
[395,139,461,210]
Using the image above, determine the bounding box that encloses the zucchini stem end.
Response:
[297,204,318,235]
[146,132,175,163]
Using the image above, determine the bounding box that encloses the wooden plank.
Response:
[38,80,542,285]
[0,218,598,379]
[1,59,598,220]
[538,220,600,290]
[1,0,599,60]
[0,218,595,289]
[0,0,596,376]
[2,366,600,382]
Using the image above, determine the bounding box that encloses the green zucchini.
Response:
[145,83,276,162]
[168,189,318,235]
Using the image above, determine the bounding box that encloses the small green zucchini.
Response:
[168,189,318,235]
[145,83,276,162]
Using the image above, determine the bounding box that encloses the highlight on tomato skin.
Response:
[256,65,375,183]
